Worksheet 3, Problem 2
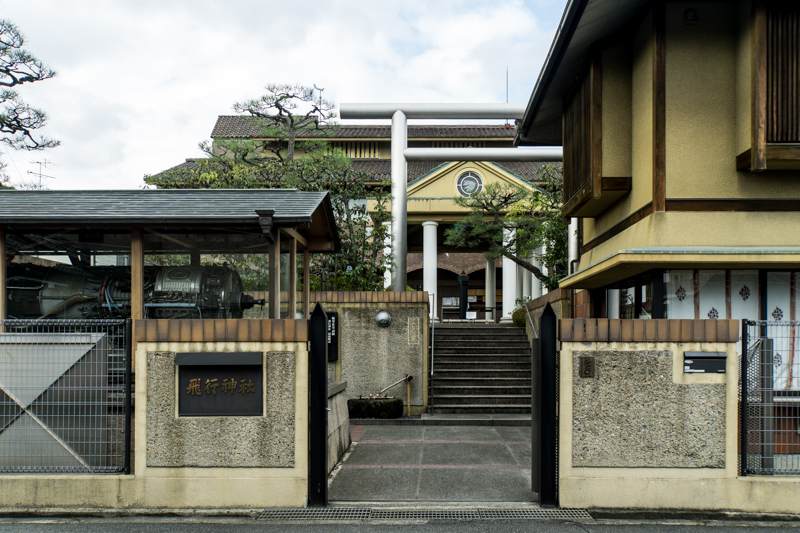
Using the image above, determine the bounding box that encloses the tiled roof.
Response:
[211,116,517,139]
[0,189,331,226]
[153,159,557,185]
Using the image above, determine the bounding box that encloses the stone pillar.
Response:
[485,258,496,322]
[502,229,516,319]
[422,221,439,318]
[383,221,392,289]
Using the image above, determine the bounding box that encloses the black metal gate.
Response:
[741,320,800,475]
[532,303,558,505]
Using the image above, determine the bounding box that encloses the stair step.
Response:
[431,378,531,387]
[431,394,531,405]
[430,405,532,414]
[432,386,531,395]
[432,370,532,378]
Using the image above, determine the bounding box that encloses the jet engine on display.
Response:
[7,263,265,320]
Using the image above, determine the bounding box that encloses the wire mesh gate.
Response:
[741,320,800,475]
[0,319,132,473]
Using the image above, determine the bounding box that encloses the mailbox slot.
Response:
[684,351,726,373]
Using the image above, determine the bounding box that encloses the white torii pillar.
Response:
[339,103,563,293]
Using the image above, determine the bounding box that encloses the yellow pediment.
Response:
[406,160,535,199]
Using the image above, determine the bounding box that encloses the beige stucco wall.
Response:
[579,211,800,276]
[586,13,654,242]
[735,0,752,155]
[666,2,800,199]
[559,339,800,513]
[0,340,310,511]
[601,43,633,179]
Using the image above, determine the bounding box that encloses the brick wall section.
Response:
[559,318,740,343]
[134,319,309,343]
[572,290,592,319]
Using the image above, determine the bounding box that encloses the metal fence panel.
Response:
[742,320,800,475]
[0,319,131,473]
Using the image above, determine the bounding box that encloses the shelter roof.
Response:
[211,118,517,140]
[517,0,649,146]
[0,189,340,251]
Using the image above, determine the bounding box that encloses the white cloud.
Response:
[0,0,565,190]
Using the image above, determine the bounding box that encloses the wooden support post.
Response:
[289,236,297,319]
[131,228,144,320]
[269,231,281,319]
[303,247,311,318]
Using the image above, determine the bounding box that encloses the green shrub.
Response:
[512,307,527,328]
[348,397,404,419]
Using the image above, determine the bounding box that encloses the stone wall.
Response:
[339,306,425,406]
[571,349,725,468]
[146,350,296,468]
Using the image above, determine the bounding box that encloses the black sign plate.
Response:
[327,312,339,362]
[178,365,263,416]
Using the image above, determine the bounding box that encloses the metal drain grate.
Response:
[259,506,592,521]
[480,508,592,520]
[372,509,482,520]
[259,507,371,521]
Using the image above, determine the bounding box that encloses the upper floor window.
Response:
[739,1,800,171]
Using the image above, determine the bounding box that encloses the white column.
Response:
[531,251,542,300]
[383,221,392,289]
[516,264,524,303]
[522,257,532,300]
[607,289,620,319]
[539,246,550,296]
[502,229,517,319]
[485,258,496,322]
[422,221,438,318]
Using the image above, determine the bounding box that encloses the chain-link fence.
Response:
[0,319,132,473]
[742,320,800,475]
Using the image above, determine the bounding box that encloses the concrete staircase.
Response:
[429,323,531,414]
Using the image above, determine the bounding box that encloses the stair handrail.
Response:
[525,304,538,339]
[429,291,435,377]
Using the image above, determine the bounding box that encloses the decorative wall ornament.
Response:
[707,307,719,319]
[675,286,687,302]
[774,353,783,367]
[739,285,751,301]
[772,307,784,321]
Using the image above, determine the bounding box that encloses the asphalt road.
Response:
[1,517,800,532]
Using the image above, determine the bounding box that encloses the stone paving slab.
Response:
[330,425,534,502]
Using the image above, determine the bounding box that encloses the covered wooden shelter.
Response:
[0,189,340,320]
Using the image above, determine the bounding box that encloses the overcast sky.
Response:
[0,0,567,190]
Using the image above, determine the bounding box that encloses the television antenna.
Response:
[27,159,56,187]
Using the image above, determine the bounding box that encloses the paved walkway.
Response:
[328,424,534,502]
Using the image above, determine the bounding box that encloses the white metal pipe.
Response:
[404,147,563,161]
[340,103,527,119]
[391,110,408,292]
[568,218,579,274]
